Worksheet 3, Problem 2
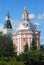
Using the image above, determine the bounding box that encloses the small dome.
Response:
[23,7,28,14]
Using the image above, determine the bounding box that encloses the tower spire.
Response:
[24,7,26,10]
[22,7,29,21]
[4,12,12,29]
[23,7,28,14]
[5,12,10,20]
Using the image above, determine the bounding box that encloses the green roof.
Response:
[40,44,44,46]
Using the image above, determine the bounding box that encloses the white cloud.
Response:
[38,13,44,19]
[41,35,44,40]
[0,24,3,32]
[40,35,44,44]
[29,14,35,20]
[42,13,44,16]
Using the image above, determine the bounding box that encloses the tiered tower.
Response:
[3,12,13,38]
[22,7,29,21]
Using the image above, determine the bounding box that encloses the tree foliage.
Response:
[24,43,28,52]
[0,35,13,56]
[0,35,44,65]
[31,36,37,50]
[16,50,44,65]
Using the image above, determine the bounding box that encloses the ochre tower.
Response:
[22,7,29,21]
[13,8,40,55]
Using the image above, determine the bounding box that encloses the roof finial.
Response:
[7,12,10,18]
[24,6,26,10]
[23,7,28,14]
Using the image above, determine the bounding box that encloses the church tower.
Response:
[22,7,29,21]
[13,8,40,55]
[3,12,13,38]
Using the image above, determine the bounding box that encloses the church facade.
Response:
[13,8,40,55]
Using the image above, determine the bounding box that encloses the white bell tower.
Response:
[3,12,13,38]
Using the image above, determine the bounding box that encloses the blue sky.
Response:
[0,0,44,44]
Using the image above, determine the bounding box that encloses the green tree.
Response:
[24,42,28,52]
[31,36,37,50]
[0,35,13,56]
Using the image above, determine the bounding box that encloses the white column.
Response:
[17,38,19,55]
[20,35,22,53]
[28,35,30,50]
[28,35,32,50]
